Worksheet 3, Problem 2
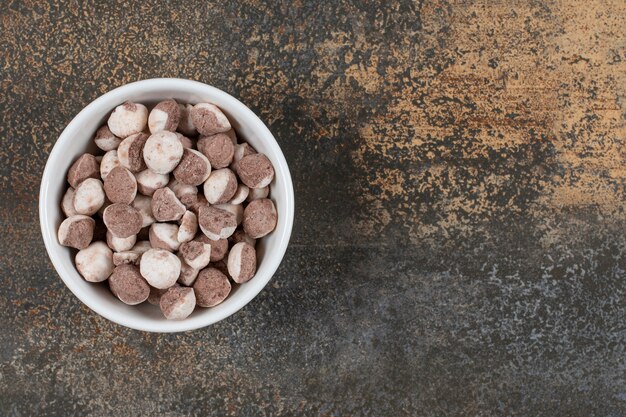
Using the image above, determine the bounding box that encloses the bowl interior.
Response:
[40,79,293,332]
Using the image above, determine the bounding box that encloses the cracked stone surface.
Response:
[1,1,625,415]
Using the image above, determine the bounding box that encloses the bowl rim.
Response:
[39,78,294,332]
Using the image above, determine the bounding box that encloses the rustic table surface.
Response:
[1,1,625,416]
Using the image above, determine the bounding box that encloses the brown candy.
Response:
[103,203,143,238]
[195,235,228,261]
[203,168,238,204]
[179,241,212,270]
[109,264,150,305]
[197,133,234,169]
[151,187,186,222]
[198,205,237,240]
[236,153,275,189]
[243,198,277,239]
[173,148,211,186]
[67,153,100,188]
[193,267,232,307]
[148,99,180,133]
[94,125,122,152]
[227,242,257,283]
[160,286,196,320]
[58,215,95,249]
[103,166,137,204]
[117,132,149,173]
[191,103,231,136]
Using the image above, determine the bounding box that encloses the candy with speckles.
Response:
[149,222,181,252]
[67,153,99,188]
[75,241,114,282]
[108,101,148,137]
[179,241,211,270]
[227,242,257,283]
[191,103,231,136]
[148,99,180,133]
[151,187,186,222]
[203,168,237,204]
[236,153,274,189]
[243,198,277,239]
[140,248,181,289]
[198,133,234,169]
[193,267,231,307]
[73,178,106,216]
[103,203,143,238]
[58,215,95,249]
[109,264,150,305]
[144,131,184,174]
[173,148,211,186]
[198,205,237,240]
[136,169,169,197]
[118,132,149,173]
[160,286,196,320]
[94,125,122,152]
[103,166,137,204]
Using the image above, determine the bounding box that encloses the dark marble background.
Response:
[1,1,625,416]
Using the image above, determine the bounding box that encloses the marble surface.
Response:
[1,1,625,415]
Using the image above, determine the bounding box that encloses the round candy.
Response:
[75,241,114,282]
[109,264,150,305]
[118,132,149,173]
[198,205,237,240]
[193,267,231,307]
[140,248,181,289]
[106,229,137,252]
[103,203,143,238]
[177,103,197,136]
[179,241,211,270]
[227,242,257,283]
[94,125,122,152]
[73,178,105,216]
[107,101,148,137]
[151,187,186,222]
[67,153,99,188]
[235,153,274,189]
[243,198,277,239]
[160,286,196,320]
[203,168,237,205]
[104,166,137,204]
[191,103,231,136]
[131,194,155,227]
[149,223,181,252]
[135,169,169,196]
[58,215,95,249]
[61,187,77,217]
[198,133,234,169]
[177,211,198,243]
[148,99,180,133]
[100,150,121,180]
[143,131,184,174]
[173,148,211,186]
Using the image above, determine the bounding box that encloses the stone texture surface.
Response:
[1,1,625,416]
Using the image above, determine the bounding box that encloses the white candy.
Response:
[132,241,152,255]
[107,102,148,137]
[229,184,249,205]
[168,179,198,204]
[135,169,169,196]
[177,211,198,243]
[149,223,181,251]
[140,248,181,289]
[75,241,114,282]
[203,168,237,204]
[106,230,137,252]
[143,131,184,174]
[73,178,105,216]
[61,187,78,217]
[214,203,243,225]
[148,109,169,133]
[131,194,155,227]
[100,150,121,181]
[246,186,269,202]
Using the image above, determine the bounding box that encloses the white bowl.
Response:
[39,78,294,332]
